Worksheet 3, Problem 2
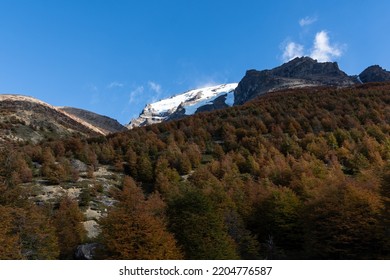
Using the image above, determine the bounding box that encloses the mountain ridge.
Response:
[0,94,123,144]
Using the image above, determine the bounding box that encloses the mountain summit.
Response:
[234,57,357,105]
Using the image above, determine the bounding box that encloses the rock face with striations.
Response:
[234,57,357,105]
[359,65,390,83]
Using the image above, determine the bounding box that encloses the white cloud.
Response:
[107,81,124,89]
[148,81,162,94]
[299,16,318,27]
[281,30,344,62]
[309,31,342,62]
[282,42,304,62]
[128,86,144,104]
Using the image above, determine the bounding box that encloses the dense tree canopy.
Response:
[1,83,389,259]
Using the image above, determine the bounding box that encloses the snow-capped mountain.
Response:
[127,83,238,128]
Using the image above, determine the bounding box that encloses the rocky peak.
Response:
[234,56,357,105]
[272,57,345,78]
[359,65,390,83]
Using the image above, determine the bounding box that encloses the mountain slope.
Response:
[234,57,357,105]
[58,107,126,135]
[127,83,237,128]
[0,94,106,143]
[51,83,390,259]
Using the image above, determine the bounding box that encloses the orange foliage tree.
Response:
[99,176,182,259]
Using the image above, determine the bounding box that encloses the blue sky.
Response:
[0,0,389,124]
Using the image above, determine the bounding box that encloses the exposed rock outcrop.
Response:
[75,243,101,260]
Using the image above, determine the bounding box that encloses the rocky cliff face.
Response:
[234,57,357,105]
[359,65,390,83]
[58,107,126,135]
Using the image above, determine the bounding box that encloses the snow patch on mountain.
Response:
[184,88,235,115]
[127,83,238,129]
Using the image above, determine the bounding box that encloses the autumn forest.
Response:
[0,83,389,260]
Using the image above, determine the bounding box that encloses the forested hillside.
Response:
[1,83,389,259]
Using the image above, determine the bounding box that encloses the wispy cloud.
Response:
[148,81,162,94]
[282,42,305,62]
[86,83,98,92]
[126,81,164,106]
[107,81,124,89]
[299,16,318,27]
[281,30,344,62]
[128,86,144,104]
[310,31,343,62]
